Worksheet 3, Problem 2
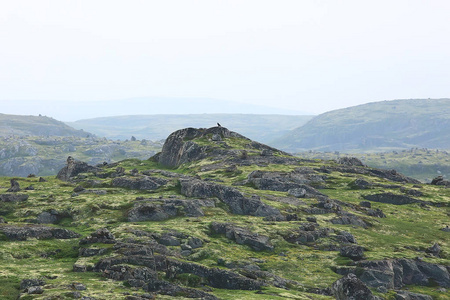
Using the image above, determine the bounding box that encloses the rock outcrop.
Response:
[56,156,100,181]
[0,224,80,240]
[179,178,280,217]
[337,258,450,289]
[111,176,168,190]
[211,222,274,251]
[331,273,380,300]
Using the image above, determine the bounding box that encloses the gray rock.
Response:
[187,237,203,249]
[128,204,178,222]
[0,193,29,202]
[158,234,180,246]
[0,225,80,241]
[80,228,115,245]
[426,242,441,257]
[7,179,21,192]
[360,201,372,208]
[21,278,46,290]
[331,273,378,300]
[26,285,44,294]
[394,290,433,300]
[180,178,279,217]
[211,222,274,251]
[112,176,168,190]
[330,214,371,228]
[356,258,450,289]
[336,157,366,167]
[288,188,306,198]
[56,156,100,181]
[350,178,372,189]
[79,247,109,257]
[363,193,425,205]
[340,245,365,261]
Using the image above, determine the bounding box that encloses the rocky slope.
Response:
[0,126,448,299]
[276,99,450,153]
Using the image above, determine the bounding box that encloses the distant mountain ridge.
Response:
[69,114,314,144]
[276,99,450,153]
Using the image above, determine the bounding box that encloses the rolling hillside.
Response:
[0,114,91,137]
[276,99,450,153]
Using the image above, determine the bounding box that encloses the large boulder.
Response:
[331,273,379,300]
[6,179,21,192]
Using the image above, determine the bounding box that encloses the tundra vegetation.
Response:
[0,126,449,300]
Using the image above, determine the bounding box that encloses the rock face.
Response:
[0,225,80,240]
[128,198,215,221]
[56,156,100,181]
[245,170,326,194]
[179,178,280,217]
[111,176,168,190]
[211,222,274,251]
[363,193,424,205]
[331,273,378,300]
[346,258,450,289]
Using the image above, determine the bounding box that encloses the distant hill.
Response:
[1,97,310,121]
[69,114,314,144]
[276,99,450,152]
[0,113,91,137]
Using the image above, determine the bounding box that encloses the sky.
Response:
[1,0,450,119]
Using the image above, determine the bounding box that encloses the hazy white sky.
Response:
[1,0,449,115]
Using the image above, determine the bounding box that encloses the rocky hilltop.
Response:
[0,126,448,299]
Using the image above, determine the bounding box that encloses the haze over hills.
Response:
[69,114,314,144]
[1,98,310,122]
[276,99,450,153]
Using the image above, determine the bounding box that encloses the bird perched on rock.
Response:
[217,123,221,127]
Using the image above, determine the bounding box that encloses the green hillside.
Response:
[0,114,90,137]
[68,114,314,144]
[0,114,162,177]
[276,99,450,153]
[0,126,448,299]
